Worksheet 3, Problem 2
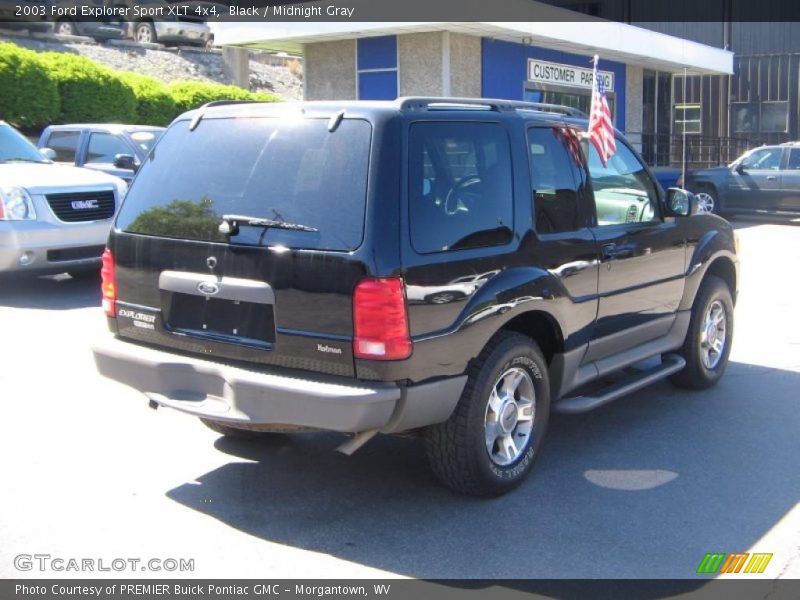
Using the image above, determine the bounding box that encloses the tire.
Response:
[135,22,157,44]
[669,275,734,390]
[424,331,551,497]
[56,20,76,36]
[200,418,277,440]
[692,185,727,217]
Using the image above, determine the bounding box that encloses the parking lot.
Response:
[0,216,798,580]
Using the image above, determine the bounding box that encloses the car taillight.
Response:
[353,277,412,360]
[101,248,116,317]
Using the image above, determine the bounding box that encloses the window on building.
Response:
[673,104,701,135]
[408,122,513,254]
[586,141,660,226]
[527,127,586,234]
[732,103,760,134]
[86,133,131,165]
[45,130,80,163]
[356,36,397,100]
[760,102,789,133]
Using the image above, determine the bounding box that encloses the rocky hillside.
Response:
[0,31,302,100]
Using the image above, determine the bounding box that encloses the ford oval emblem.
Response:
[197,281,220,296]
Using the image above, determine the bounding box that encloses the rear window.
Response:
[116,117,371,251]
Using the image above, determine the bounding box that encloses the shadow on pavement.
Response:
[0,272,101,310]
[166,360,800,580]
[730,214,800,230]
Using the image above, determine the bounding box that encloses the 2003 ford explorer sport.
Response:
[92,98,739,496]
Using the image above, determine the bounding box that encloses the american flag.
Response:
[587,55,616,166]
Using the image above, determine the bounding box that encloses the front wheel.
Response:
[135,22,157,44]
[669,275,734,390]
[424,331,551,497]
[692,186,728,217]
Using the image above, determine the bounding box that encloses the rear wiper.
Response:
[219,214,319,236]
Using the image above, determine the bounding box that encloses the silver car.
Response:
[0,122,127,276]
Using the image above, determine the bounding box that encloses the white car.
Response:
[0,121,127,276]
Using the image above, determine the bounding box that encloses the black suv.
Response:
[93,98,739,496]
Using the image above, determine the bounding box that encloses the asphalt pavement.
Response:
[0,216,798,580]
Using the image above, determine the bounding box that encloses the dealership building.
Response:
[213,17,734,167]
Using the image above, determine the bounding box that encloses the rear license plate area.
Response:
[166,294,276,347]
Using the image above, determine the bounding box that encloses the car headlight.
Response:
[0,186,37,221]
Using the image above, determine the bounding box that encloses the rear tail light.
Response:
[101,248,116,317]
[353,277,412,360]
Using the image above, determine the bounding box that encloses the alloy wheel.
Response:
[700,299,727,369]
[484,367,536,466]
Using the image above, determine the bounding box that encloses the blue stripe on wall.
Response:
[357,36,397,70]
[358,71,398,100]
[481,38,627,131]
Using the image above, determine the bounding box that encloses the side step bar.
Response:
[553,354,686,414]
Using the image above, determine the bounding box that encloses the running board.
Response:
[553,354,686,414]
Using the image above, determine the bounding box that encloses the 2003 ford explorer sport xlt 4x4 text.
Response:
[92,97,739,496]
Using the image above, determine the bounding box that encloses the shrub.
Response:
[168,81,281,115]
[0,42,60,129]
[117,72,177,127]
[38,52,136,123]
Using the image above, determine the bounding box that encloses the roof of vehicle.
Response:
[44,124,165,133]
[179,97,592,129]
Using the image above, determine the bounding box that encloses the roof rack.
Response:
[397,97,586,117]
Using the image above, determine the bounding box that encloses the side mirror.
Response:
[113,154,138,171]
[39,147,56,161]
[666,187,701,217]
[734,163,745,174]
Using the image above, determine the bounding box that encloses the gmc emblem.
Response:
[71,199,99,210]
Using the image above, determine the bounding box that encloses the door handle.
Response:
[766,175,777,181]
[601,243,635,260]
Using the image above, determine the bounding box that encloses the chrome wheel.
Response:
[57,22,74,35]
[136,24,153,43]
[700,300,727,369]
[696,192,715,214]
[484,367,535,466]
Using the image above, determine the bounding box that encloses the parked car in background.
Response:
[683,142,800,216]
[125,0,213,47]
[39,124,164,183]
[0,121,127,277]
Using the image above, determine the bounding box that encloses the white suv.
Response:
[0,121,127,277]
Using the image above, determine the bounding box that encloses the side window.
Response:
[586,141,660,226]
[409,122,513,254]
[46,131,80,163]
[740,147,782,170]
[528,127,586,234]
[787,149,800,170]
[86,133,131,165]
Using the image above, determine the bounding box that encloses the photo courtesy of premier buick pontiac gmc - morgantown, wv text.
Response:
[91,97,738,497]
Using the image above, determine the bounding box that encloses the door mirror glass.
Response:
[113,154,138,171]
[39,147,56,161]
[667,187,699,216]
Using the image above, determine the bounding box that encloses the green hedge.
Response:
[117,72,176,127]
[0,41,282,130]
[169,81,281,115]
[37,52,137,123]
[0,42,59,129]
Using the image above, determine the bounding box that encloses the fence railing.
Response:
[624,132,757,169]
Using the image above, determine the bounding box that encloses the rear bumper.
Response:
[92,335,466,433]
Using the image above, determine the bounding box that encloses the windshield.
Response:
[128,130,162,154]
[116,117,371,251]
[0,123,47,163]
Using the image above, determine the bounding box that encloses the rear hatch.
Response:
[109,110,374,377]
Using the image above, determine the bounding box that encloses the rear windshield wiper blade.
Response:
[219,214,319,236]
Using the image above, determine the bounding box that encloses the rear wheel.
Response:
[424,331,551,497]
[135,22,157,44]
[55,20,76,36]
[669,275,734,389]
